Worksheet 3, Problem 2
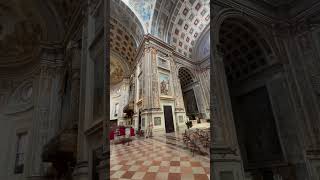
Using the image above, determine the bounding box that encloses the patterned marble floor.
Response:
[110,133,210,180]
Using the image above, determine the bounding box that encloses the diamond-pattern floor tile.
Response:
[110,134,210,180]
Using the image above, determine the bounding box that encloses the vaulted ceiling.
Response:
[110,0,145,86]
[110,17,137,66]
[117,0,210,62]
[168,0,210,59]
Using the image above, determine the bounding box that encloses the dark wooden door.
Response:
[164,106,174,133]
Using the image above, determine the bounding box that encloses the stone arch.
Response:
[213,9,290,178]
[178,67,195,88]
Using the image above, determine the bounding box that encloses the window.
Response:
[114,103,119,117]
[14,133,27,174]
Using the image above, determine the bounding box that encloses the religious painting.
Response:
[159,73,170,96]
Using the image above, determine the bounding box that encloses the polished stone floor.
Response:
[110,133,210,180]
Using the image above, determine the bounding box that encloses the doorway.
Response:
[163,106,174,133]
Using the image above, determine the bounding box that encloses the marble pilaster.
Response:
[28,46,64,178]
[211,46,245,180]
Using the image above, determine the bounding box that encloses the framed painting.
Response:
[159,73,170,96]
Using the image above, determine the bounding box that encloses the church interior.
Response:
[0,0,320,180]
[109,0,210,179]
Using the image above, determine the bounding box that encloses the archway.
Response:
[219,17,284,179]
[178,67,199,120]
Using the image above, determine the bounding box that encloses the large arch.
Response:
[178,67,200,119]
[211,11,308,179]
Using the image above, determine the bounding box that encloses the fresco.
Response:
[159,73,170,96]
[121,0,156,31]
[110,57,124,85]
